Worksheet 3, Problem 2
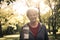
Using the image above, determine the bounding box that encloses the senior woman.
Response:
[20,7,49,40]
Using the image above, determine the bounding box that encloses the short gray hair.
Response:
[27,7,39,15]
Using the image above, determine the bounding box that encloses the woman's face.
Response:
[27,10,38,23]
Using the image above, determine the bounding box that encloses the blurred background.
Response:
[0,0,60,40]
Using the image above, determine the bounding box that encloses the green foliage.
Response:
[48,3,60,29]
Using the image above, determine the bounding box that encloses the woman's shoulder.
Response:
[20,23,29,29]
[39,23,46,29]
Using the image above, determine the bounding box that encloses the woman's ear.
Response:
[37,14,39,18]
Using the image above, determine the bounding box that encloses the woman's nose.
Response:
[31,15,36,18]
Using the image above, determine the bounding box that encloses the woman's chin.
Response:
[31,20,36,23]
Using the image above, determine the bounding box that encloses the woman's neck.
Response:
[29,21,38,28]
